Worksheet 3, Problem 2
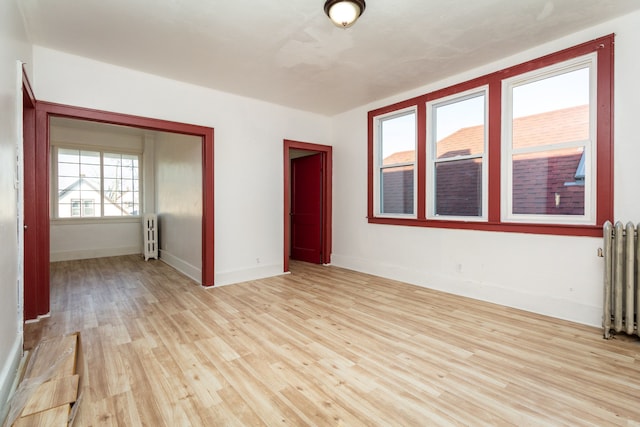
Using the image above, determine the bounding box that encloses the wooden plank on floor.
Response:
[20,374,79,417]
[14,404,70,427]
[25,334,77,380]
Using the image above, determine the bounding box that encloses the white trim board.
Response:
[50,246,141,262]
[214,263,286,287]
[159,249,202,284]
[331,253,601,328]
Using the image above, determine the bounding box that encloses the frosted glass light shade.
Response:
[324,0,366,28]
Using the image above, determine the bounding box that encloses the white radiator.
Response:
[603,221,640,338]
[143,213,158,261]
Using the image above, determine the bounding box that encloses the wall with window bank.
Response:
[331,9,640,327]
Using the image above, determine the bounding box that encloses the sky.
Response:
[380,66,590,160]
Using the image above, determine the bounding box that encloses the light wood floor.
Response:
[24,255,640,426]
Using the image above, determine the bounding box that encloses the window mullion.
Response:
[100,152,105,218]
[487,79,502,223]
[416,101,427,220]
[380,162,414,170]
[433,153,483,164]
[511,139,589,156]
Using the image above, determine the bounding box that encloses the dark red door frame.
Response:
[27,101,215,319]
[283,139,332,272]
[22,68,40,320]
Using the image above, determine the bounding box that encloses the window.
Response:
[503,56,594,224]
[70,199,95,217]
[367,35,613,236]
[374,108,417,216]
[54,147,141,219]
[427,89,487,220]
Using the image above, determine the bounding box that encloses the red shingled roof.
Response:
[381,105,588,216]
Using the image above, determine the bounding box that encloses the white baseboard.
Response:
[214,263,285,287]
[50,246,141,262]
[159,250,202,283]
[24,312,51,324]
[0,334,22,423]
[331,253,601,328]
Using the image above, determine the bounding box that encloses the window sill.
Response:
[367,216,603,237]
[51,216,142,226]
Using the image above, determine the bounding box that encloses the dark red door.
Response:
[291,153,322,264]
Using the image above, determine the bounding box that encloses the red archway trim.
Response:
[31,102,214,316]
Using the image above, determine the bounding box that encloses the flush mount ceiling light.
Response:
[324,0,366,28]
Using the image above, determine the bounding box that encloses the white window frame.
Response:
[426,87,489,222]
[373,106,418,218]
[501,53,597,225]
[52,144,143,221]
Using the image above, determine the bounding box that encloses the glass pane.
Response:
[104,178,120,193]
[103,165,118,178]
[122,167,133,179]
[104,203,122,216]
[80,178,100,192]
[512,148,585,215]
[70,200,80,217]
[58,148,79,163]
[81,199,97,217]
[80,150,100,165]
[58,202,73,218]
[58,163,79,177]
[120,157,134,168]
[121,179,135,192]
[103,153,121,166]
[58,177,77,193]
[512,67,590,149]
[435,159,483,217]
[121,190,134,204]
[435,93,485,159]
[381,112,416,166]
[381,165,414,215]
[80,163,100,178]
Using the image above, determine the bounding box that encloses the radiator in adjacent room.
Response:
[144,213,158,261]
[602,220,640,338]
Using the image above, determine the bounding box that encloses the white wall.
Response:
[32,46,332,285]
[331,10,640,327]
[155,132,202,282]
[0,0,31,417]
[49,122,144,261]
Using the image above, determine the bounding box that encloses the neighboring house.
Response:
[381,151,415,215]
[382,105,587,216]
[57,177,135,218]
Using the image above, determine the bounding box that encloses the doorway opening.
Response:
[24,101,214,321]
[283,140,332,272]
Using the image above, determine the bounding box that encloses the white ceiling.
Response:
[18,0,640,116]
